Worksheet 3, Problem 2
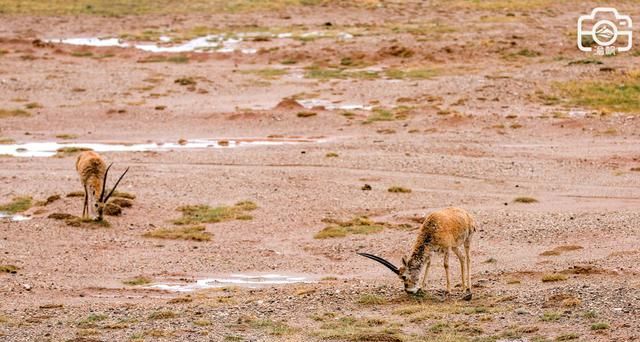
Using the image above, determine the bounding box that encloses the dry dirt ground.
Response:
[1,1,640,341]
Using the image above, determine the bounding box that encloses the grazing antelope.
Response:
[359,207,476,300]
[76,151,129,221]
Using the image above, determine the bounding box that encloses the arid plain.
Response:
[1,1,639,341]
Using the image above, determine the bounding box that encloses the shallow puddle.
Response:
[45,31,351,54]
[0,212,31,222]
[149,274,316,292]
[296,99,372,111]
[0,138,319,157]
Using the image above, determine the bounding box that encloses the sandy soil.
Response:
[1,1,640,341]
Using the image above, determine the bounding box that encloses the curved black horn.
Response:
[104,167,130,202]
[357,252,400,275]
[99,163,113,202]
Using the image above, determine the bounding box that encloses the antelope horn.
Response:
[99,163,113,202]
[104,167,130,202]
[357,252,400,275]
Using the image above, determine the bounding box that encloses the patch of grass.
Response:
[71,51,93,57]
[250,319,296,336]
[542,273,568,282]
[0,196,32,214]
[0,0,340,15]
[148,310,176,320]
[583,310,598,319]
[123,276,152,286]
[591,322,609,330]
[241,68,287,80]
[388,186,412,193]
[304,66,379,80]
[56,134,77,139]
[325,152,339,158]
[0,265,18,274]
[297,111,317,118]
[514,196,537,203]
[77,314,107,328]
[25,102,42,109]
[111,191,136,200]
[0,137,15,144]
[143,225,212,241]
[173,201,257,225]
[357,294,386,305]
[384,68,439,80]
[541,311,562,322]
[555,333,579,341]
[139,54,189,64]
[0,109,30,118]
[312,315,403,342]
[314,216,383,239]
[556,72,640,113]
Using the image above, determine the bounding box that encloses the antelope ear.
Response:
[402,256,408,266]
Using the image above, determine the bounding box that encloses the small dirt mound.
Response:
[274,98,303,110]
[104,203,122,216]
[109,198,132,208]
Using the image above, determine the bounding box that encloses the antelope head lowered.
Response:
[76,151,129,221]
[358,207,476,300]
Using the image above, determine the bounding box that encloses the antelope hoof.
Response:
[462,290,472,301]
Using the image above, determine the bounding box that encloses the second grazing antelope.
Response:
[75,151,129,221]
[359,207,476,300]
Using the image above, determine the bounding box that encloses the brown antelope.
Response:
[359,207,476,300]
[76,151,129,221]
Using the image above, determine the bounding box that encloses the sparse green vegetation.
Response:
[25,102,42,109]
[314,216,384,239]
[591,322,609,330]
[388,186,412,193]
[514,196,538,203]
[139,54,189,64]
[0,196,32,214]
[0,0,342,15]
[311,315,403,342]
[148,310,176,320]
[77,314,107,328]
[123,276,152,286]
[555,333,579,341]
[143,225,212,241]
[173,201,257,225]
[0,109,30,118]
[250,319,296,336]
[541,311,562,322]
[325,152,339,158]
[384,68,439,80]
[542,273,568,282]
[304,66,380,80]
[357,294,386,305]
[241,68,287,80]
[556,71,640,113]
[363,106,411,124]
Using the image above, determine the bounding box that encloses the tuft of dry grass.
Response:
[388,186,412,193]
[143,225,212,241]
[0,196,32,214]
[173,201,256,225]
[55,146,92,157]
[297,111,317,118]
[0,137,15,144]
[325,152,339,158]
[56,134,78,140]
[111,191,136,200]
[0,109,30,118]
[540,245,583,256]
[123,276,152,286]
[314,216,383,239]
[357,294,387,305]
[555,71,640,113]
[148,310,176,320]
[0,265,19,273]
[591,322,609,330]
[514,196,537,203]
[542,273,568,282]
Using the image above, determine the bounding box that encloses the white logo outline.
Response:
[577,7,632,52]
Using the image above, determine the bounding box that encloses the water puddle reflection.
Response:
[0,212,31,222]
[149,274,316,292]
[0,138,320,157]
